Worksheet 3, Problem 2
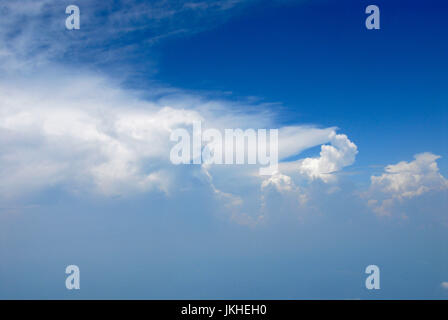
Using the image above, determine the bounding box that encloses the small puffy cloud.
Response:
[261,172,308,211]
[367,198,395,217]
[296,132,358,183]
[261,173,295,193]
[367,153,448,216]
[371,153,448,198]
[441,282,448,289]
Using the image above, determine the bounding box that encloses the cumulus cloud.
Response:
[262,172,308,203]
[371,153,448,198]
[293,132,358,183]
[441,282,448,289]
[257,135,359,220]
[260,172,308,220]
[261,173,296,193]
[367,153,448,216]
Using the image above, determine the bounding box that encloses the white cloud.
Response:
[441,282,448,289]
[371,153,448,198]
[261,172,295,193]
[0,101,174,197]
[295,132,358,182]
[0,73,203,198]
[0,71,353,204]
[258,137,359,220]
[367,153,448,216]
[260,172,308,214]
[277,126,336,160]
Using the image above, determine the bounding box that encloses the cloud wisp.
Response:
[0,0,252,74]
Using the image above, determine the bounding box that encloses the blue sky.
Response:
[0,0,447,299]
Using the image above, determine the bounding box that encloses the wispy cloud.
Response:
[0,0,253,74]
